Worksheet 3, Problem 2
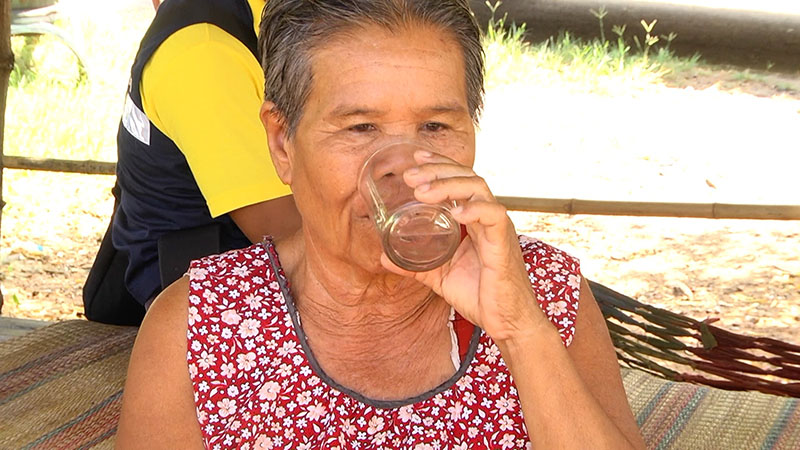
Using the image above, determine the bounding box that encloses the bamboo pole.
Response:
[3,155,116,174]
[497,196,800,221]
[0,0,12,311]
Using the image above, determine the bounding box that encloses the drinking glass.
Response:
[358,141,461,272]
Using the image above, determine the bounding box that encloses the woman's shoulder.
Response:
[517,235,582,347]
[188,243,272,277]
[518,235,580,271]
[186,240,286,314]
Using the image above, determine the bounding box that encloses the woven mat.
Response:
[1,320,799,449]
[0,320,136,449]
[623,368,800,449]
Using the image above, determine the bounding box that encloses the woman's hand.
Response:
[380,150,551,343]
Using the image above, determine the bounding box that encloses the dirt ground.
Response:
[1,20,799,346]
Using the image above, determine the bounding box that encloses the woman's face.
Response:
[281,23,476,271]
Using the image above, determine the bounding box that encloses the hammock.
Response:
[591,280,800,398]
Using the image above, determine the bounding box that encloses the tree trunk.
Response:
[0,0,11,311]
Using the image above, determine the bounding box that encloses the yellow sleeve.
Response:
[140,24,290,218]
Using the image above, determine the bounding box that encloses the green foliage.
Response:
[483,2,700,93]
[4,4,151,163]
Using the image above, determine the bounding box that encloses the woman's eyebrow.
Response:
[328,102,467,119]
[418,103,468,115]
[329,105,384,118]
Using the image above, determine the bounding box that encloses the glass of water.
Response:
[358,141,461,272]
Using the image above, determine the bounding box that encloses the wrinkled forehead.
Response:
[305,23,469,112]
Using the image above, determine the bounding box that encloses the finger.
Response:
[404,162,475,188]
[450,200,513,246]
[413,149,461,166]
[414,175,495,205]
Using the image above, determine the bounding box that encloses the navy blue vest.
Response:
[114,0,257,304]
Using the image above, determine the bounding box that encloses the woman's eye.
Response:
[349,123,376,133]
[423,122,447,133]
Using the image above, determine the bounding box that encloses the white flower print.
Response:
[306,403,326,421]
[220,362,235,378]
[244,293,263,309]
[456,374,473,389]
[398,406,414,422]
[367,416,384,434]
[495,396,517,414]
[221,309,241,325]
[297,391,311,406]
[547,261,562,272]
[485,345,500,364]
[238,318,260,338]
[500,433,516,449]
[546,300,568,317]
[342,418,356,436]
[568,273,581,290]
[197,351,216,370]
[499,415,514,431]
[447,402,464,421]
[188,306,201,326]
[232,265,250,278]
[463,391,477,406]
[253,434,273,449]
[236,352,256,371]
[217,398,236,418]
[277,340,298,357]
[538,278,554,292]
[258,381,280,401]
[371,431,387,445]
[188,267,208,279]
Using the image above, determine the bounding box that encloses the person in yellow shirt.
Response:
[83,0,300,325]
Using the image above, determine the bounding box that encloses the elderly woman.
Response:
[117,0,645,448]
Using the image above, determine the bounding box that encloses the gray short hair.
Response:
[259,0,484,137]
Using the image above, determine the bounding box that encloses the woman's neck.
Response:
[275,233,456,401]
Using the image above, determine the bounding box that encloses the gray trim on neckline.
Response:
[262,240,481,410]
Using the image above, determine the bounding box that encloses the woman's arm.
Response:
[116,277,205,449]
[386,151,644,449]
[496,278,645,449]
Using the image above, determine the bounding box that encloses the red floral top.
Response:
[186,236,581,449]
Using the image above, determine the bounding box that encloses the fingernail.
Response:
[417,150,432,158]
[417,183,431,192]
[406,167,419,176]
[451,205,463,214]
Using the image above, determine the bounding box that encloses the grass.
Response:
[2,0,704,165]
[483,3,700,94]
[4,0,151,163]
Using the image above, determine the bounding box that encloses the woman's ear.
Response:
[260,101,293,185]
